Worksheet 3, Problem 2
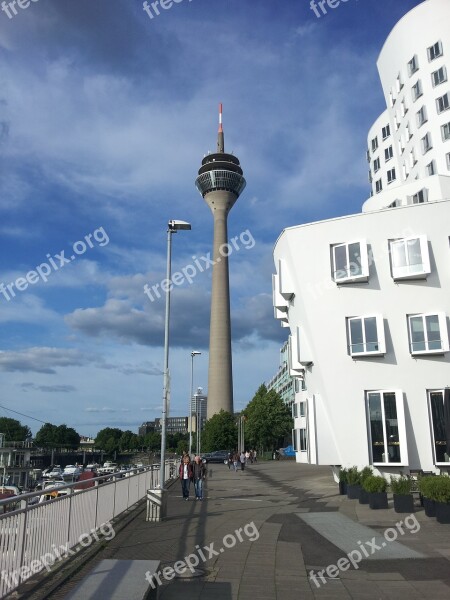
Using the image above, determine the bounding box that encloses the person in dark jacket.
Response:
[192,455,207,500]
[179,455,193,500]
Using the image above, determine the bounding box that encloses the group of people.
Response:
[228,449,257,472]
[178,454,206,501]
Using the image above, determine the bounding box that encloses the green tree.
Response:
[143,432,161,452]
[95,427,123,454]
[201,410,238,453]
[0,417,31,441]
[244,385,293,451]
[35,423,80,447]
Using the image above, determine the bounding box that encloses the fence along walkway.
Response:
[0,462,175,598]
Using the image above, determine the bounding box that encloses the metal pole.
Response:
[198,398,202,456]
[160,227,173,490]
[189,354,194,458]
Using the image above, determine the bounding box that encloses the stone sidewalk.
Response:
[26,461,450,599]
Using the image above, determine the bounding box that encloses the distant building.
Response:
[138,422,156,436]
[153,417,188,435]
[266,339,299,408]
[0,433,33,488]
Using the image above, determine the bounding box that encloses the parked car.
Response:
[201,450,230,464]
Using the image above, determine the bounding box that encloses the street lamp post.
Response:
[196,392,204,456]
[189,351,201,458]
[160,220,191,490]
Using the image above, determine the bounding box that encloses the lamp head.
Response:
[191,351,201,357]
[168,220,191,231]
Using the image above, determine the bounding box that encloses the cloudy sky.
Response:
[0,0,423,436]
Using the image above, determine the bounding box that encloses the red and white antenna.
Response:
[218,102,223,133]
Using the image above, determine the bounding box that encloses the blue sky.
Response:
[0,0,423,436]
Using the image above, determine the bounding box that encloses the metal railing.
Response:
[0,461,176,598]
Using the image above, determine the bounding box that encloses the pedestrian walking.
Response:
[245,450,250,465]
[233,452,239,472]
[227,452,233,469]
[240,451,246,471]
[179,455,193,500]
[192,455,207,500]
[253,449,257,463]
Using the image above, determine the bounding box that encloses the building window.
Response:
[421,132,432,154]
[371,136,378,152]
[401,99,408,116]
[347,315,385,356]
[412,80,423,101]
[426,160,436,176]
[293,428,307,452]
[428,40,443,61]
[299,429,307,451]
[428,390,449,464]
[441,121,450,141]
[408,55,419,76]
[436,92,450,114]
[447,152,450,169]
[408,313,449,354]
[331,240,369,283]
[409,188,427,204]
[416,105,428,127]
[375,179,382,193]
[384,146,394,161]
[389,235,430,279]
[299,402,306,417]
[432,66,447,87]
[387,167,396,183]
[373,157,380,172]
[382,124,391,140]
[292,404,298,418]
[367,391,404,464]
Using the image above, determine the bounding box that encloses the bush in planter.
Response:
[358,467,373,505]
[363,475,388,509]
[338,468,348,495]
[419,475,438,517]
[346,467,362,499]
[431,475,450,524]
[390,475,414,513]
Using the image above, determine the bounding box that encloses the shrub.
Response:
[431,475,450,504]
[338,468,348,483]
[346,466,361,486]
[362,475,387,493]
[419,475,438,499]
[359,467,373,484]
[390,475,412,495]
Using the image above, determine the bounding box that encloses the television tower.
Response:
[195,104,246,418]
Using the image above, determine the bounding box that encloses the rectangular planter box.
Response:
[359,488,370,504]
[423,497,436,517]
[393,493,414,513]
[339,481,347,495]
[347,484,361,499]
[369,492,388,509]
[435,502,450,524]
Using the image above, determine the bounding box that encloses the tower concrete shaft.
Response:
[195,105,246,419]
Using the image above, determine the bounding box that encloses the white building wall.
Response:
[274,200,450,475]
[367,0,450,205]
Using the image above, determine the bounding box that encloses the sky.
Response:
[0,0,424,437]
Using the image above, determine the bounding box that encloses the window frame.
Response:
[412,80,423,101]
[408,312,449,355]
[427,390,449,465]
[347,315,386,357]
[389,234,430,280]
[331,240,369,284]
[407,55,419,77]
[426,160,436,176]
[447,152,450,170]
[366,390,408,466]
[375,179,383,193]
[371,136,378,153]
[421,132,433,154]
[432,66,447,87]
[384,146,394,162]
[416,105,428,127]
[441,121,450,141]
[428,40,443,62]
[382,124,391,140]
[387,167,396,184]
[373,157,380,173]
[436,92,450,114]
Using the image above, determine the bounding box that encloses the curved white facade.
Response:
[273,0,450,477]
[365,0,450,211]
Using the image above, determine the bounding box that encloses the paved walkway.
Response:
[25,461,450,599]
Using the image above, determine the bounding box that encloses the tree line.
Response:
[1,383,293,456]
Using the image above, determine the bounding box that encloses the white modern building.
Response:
[266,339,298,408]
[272,0,450,477]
